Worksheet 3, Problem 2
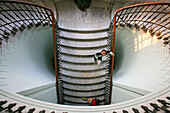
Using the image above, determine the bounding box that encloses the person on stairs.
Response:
[82,97,100,106]
[94,49,114,65]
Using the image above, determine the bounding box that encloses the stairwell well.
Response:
[54,0,114,105]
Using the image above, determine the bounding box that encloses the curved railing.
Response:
[0,87,169,112]
[0,1,169,112]
[0,0,59,103]
[109,2,170,103]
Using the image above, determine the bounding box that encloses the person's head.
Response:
[95,99,100,105]
[101,49,107,56]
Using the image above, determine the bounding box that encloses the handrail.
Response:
[0,86,169,112]
[0,0,59,103]
[110,2,170,103]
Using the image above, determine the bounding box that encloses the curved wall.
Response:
[0,0,169,112]
[113,27,170,92]
[0,26,56,93]
[55,0,113,30]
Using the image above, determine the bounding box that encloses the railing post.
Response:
[51,12,60,104]
[109,13,116,104]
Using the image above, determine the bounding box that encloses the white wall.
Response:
[55,0,113,30]
[113,27,170,92]
[111,86,141,104]
[111,83,151,104]
[18,83,57,103]
[0,26,56,93]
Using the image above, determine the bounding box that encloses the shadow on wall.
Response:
[43,28,56,76]
[44,43,55,75]
[28,27,55,77]
[44,38,55,76]
[113,27,137,80]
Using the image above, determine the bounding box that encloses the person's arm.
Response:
[107,51,114,56]
[95,52,101,61]
[95,54,98,61]
[110,51,114,56]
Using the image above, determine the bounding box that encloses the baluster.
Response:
[16,3,32,24]
[2,30,10,42]
[134,24,140,31]
[141,105,153,113]
[137,5,157,27]
[23,4,39,25]
[29,6,41,27]
[132,108,140,113]
[0,103,17,112]
[150,103,160,111]
[130,6,144,25]
[10,27,18,36]
[157,36,163,40]
[0,100,7,109]
[166,96,170,100]
[28,108,36,113]
[3,30,10,37]
[39,8,48,22]
[148,27,154,36]
[122,110,128,113]
[34,6,44,22]
[157,99,170,106]
[130,6,149,25]
[0,12,20,29]
[13,105,26,113]
[0,38,2,56]
[3,34,9,43]
[17,4,35,28]
[150,103,170,112]
[156,31,161,37]
[143,5,163,27]
[39,110,46,113]
[1,4,22,28]
[0,18,14,32]
[9,3,27,31]
[146,5,169,30]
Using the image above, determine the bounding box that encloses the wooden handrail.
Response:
[115,2,169,13]
[0,0,52,11]
[51,12,59,104]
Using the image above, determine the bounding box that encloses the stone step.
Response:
[64,95,105,104]
[64,101,89,106]
[61,61,107,71]
[59,30,108,40]
[63,83,105,91]
[60,46,109,56]
[59,35,109,41]
[61,53,108,63]
[59,43,107,49]
[63,89,105,97]
[62,67,106,73]
[59,38,108,48]
[64,100,105,106]
[62,76,106,84]
[62,69,107,78]
[62,79,106,85]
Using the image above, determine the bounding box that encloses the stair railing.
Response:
[0,0,59,103]
[105,21,113,104]
[110,2,169,104]
[54,22,64,104]
[0,0,54,52]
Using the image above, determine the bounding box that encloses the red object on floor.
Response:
[91,99,97,106]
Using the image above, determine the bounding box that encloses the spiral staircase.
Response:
[0,0,169,113]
